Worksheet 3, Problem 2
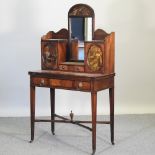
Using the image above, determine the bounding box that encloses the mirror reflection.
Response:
[70,17,92,61]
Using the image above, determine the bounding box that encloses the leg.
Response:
[109,87,114,145]
[91,92,97,154]
[30,85,35,143]
[50,88,55,135]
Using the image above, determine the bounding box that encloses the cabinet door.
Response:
[84,42,104,73]
[41,42,58,70]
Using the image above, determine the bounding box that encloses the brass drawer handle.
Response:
[62,66,65,69]
[40,79,45,86]
[60,66,65,70]
[78,82,83,88]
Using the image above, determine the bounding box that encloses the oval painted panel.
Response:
[87,45,103,71]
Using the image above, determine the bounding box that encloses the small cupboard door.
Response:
[41,42,58,70]
[84,42,104,73]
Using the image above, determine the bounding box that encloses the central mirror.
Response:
[70,17,92,61]
[68,4,94,62]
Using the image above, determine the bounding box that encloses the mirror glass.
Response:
[69,17,92,61]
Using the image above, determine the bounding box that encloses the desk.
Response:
[29,70,115,154]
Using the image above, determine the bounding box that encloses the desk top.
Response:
[29,70,115,80]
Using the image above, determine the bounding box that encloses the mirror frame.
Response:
[68,4,95,61]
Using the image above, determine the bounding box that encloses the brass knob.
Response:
[40,79,45,86]
[78,82,83,88]
[60,66,65,70]
[62,66,65,69]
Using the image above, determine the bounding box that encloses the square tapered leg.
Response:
[30,85,35,143]
[109,87,114,145]
[91,92,97,154]
[50,88,55,135]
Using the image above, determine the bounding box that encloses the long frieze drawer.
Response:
[31,77,91,91]
[32,77,49,87]
[50,79,73,88]
[75,81,91,91]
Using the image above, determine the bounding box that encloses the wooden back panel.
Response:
[104,32,115,74]
[41,28,69,40]
[94,29,109,40]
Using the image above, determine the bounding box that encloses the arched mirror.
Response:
[68,4,95,62]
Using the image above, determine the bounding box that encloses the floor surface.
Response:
[0,115,155,155]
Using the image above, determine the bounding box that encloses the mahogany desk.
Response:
[29,70,115,154]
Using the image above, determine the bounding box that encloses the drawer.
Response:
[32,77,49,87]
[59,65,84,72]
[31,77,90,91]
[50,79,73,88]
[75,81,90,91]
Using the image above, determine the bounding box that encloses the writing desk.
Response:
[29,70,115,154]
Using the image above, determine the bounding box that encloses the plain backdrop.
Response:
[0,0,155,116]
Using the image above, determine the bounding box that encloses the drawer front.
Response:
[75,81,90,91]
[31,77,91,91]
[32,77,49,87]
[59,65,84,72]
[50,79,73,88]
